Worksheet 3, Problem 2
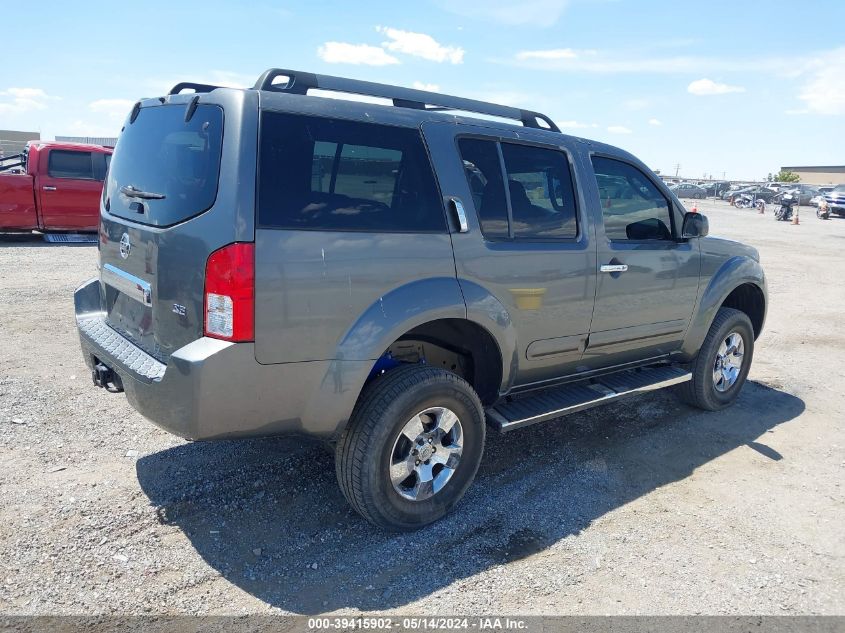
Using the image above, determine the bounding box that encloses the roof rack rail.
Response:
[252,68,560,133]
[168,82,221,95]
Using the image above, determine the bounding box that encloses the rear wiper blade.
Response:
[120,185,166,200]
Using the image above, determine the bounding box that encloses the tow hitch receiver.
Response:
[92,362,124,392]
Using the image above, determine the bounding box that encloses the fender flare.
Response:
[304,277,518,438]
[680,255,767,358]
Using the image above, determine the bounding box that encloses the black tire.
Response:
[674,307,754,411]
[335,365,485,531]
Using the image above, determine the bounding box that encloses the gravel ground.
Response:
[0,200,843,616]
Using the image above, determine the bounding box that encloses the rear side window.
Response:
[259,112,445,232]
[592,156,673,241]
[457,138,578,240]
[105,104,224,227]
[501,143,577,239]
[48,150,94,179]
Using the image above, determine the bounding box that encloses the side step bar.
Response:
[486,365,691,432]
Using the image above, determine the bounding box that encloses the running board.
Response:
[486,365,691,432]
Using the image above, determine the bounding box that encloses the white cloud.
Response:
[0,87,57,114]
[67,119,121,138]
[510,50,793,75]
[89,98,134,120]
[516,48,586,61]
[317,42,399,66]
[377,27,463,64]
[607,125,632,134]
[438,0,571,27]
[412,81,441,92]
[557,120,599,129]
[797,47,845,115]
[624,98,649,110]
[648,118,662,126]
[687,78,745,95]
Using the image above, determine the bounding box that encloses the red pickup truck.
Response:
[0,141,112,232]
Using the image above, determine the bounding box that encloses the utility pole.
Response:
[674,163,681,178]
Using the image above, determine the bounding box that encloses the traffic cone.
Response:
[792,208,799,225]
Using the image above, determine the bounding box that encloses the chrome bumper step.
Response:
[486,365,691,432]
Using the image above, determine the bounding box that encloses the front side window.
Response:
[48,150,94,179]
[592,156,673,241]
[259,112,445,232]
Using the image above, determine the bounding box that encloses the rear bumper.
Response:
[74,278,369,441]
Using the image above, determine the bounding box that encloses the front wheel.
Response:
[674,307,754,411]
[335,365,485,530]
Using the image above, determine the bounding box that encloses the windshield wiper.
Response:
[120,185,166,200]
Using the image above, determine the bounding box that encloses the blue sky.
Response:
[2,0,843,180]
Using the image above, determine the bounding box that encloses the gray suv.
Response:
[75,68,767,530]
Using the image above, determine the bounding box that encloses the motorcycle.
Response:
[816,199,830,220]
[734,194,755,209]
[734,194,766,213]
[774,193,795,221]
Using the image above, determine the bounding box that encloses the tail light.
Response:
[204,242,254,342]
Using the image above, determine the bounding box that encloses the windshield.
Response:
[105,104,223,227]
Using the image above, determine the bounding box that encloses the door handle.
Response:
[448,197,469,233]
[42,186,57,191]
[600,264,628,273]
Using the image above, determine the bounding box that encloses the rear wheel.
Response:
[675,307,754,411]
[335,365,485,530]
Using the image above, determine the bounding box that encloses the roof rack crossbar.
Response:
[252,68,560,132]
[168,82,221,95]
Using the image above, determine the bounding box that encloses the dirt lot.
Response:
[1,200,843,615]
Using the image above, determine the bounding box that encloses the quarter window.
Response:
[48,150,94,179]
[592,156,673,241]
[456,138,509,239]
[259,112,445,232]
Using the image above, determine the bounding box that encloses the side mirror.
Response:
[682,211,709,238]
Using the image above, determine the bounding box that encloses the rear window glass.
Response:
[259,112,445,232]
[105,104,223,227]
[48,150,94,179]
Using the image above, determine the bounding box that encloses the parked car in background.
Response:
[0,141,112,232]
[74,67,766,530]
[725,186,776,204]
[670,182,706,199]
[824,184,845,216]
[810,186,835,207]
[778,184,820,206]
[722,184,751,200]
[703,181,730,197]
